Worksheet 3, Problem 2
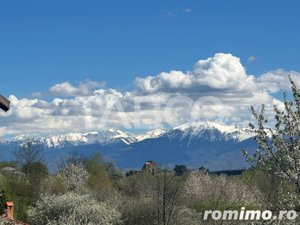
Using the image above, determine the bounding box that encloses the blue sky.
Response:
[1,0,300,136]
[1,0,300,97]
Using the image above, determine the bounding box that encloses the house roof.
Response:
[145,160,155,165]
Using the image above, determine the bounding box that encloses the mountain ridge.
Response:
[2,121,255,147]
[0,122,258,171]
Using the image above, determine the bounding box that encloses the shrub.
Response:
[27,192,122,225]
[58,162,89,192]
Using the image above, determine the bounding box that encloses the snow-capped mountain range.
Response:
[2,122,254,148]
[0,122,258,171]
[4,129,136,148]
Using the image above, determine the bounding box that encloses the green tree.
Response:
[173,165,187,176]
[22,161,48,199]
[22,161,48,185]
[86,153,112,190]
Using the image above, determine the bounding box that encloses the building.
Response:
[142,160,159,174]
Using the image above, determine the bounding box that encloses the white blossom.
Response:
[27,192,122,225]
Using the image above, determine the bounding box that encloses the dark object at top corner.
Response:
[0,95,10,112]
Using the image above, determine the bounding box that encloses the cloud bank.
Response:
[0,53,298,137]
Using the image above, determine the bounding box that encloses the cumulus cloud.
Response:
[256,69,300,93]
[0,53,299,137]
[136,53,257,93]
[49,80,105,97]
[194,53,256,91]
[135,71,193,93]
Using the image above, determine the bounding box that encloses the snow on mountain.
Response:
[42,133,88,148]
[174,121,237,133]
[5,129,137,149]
[40,128,167,148]
[229,128,256,142]
[3,122,255,149]
[167,121,255,142]
[135,129,166,142]
[81,129,136,146]
[0,122,259,171]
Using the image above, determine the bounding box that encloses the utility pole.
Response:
[0,95,10,112]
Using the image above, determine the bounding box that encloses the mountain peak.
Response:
[170,121,254,142]
[174,121,237,133]
[135,128,166,141]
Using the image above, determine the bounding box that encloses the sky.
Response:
[0,0,300,137]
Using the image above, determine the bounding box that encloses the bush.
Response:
[121,197,156,225]
[41,175,68,195]
[184,172,262,212]
[86,154,112,190]
[58,162,89,192]
[27,192,122,225]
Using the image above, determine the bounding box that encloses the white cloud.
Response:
[49,80,105,97]
[256,69,300,93]
[136,53,257,93]
[1,53,299,136]
[193,53,256,91]
[135,71,193,93]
